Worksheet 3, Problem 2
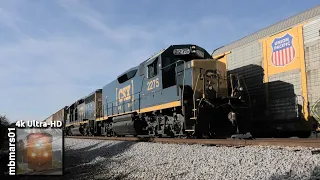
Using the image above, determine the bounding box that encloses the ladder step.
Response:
[185,129,195,132]
[190,117,197,120]
[192,109,197,111]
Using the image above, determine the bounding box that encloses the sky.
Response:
[0,0,319,122]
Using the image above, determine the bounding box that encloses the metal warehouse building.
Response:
[212,5,320,133]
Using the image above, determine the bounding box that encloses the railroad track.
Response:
[65,136,320,148]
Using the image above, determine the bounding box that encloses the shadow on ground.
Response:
[13,140,137,180]
[269,166,320,180]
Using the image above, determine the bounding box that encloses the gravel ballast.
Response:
[57,138,320,180]
[14,137,318,180]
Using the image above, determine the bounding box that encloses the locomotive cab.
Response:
[162,45,251,138]
[187,59,251,138]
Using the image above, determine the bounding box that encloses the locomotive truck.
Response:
[61,44,251,138]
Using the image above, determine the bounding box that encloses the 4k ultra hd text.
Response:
[15,120,63,128]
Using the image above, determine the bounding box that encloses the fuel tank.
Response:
[112,114,137,135]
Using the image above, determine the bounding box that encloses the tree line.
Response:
[0,115,9,127]
[0,115,12,149]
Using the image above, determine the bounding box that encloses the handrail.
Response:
[104,97,140,116]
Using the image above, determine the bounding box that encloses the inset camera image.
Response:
[16,128,63,175]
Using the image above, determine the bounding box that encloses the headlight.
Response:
[237,86,243,91]
[36,140,42,148]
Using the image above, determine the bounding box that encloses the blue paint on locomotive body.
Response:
[101,44,212,118]
[84,101,95,120]
[62,44,214,130]
[102,73,143,116]
[101,56,181,117]
[140,56,179,109]
[84,89,102,120]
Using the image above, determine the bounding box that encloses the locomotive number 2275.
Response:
[147,78,159,91]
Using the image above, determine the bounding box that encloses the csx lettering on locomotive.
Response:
[118,85,131,103]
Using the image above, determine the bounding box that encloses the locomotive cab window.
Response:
[148,58,158,78]
[117,69,138,83]
[139,62,145,76]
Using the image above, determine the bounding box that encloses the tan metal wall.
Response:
[214,23,314,131]
[303,16,320,122]
[225,41,266,120]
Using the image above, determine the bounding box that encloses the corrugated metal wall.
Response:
[260,24,307,127]
[303,17,320,43]
[52,108,66,122]
[226,41,263,69]
[303,16,320,118]
[226,41,266,119]
[211,3,320,132]
[212,6,320,128]
[214,13,317,131]
[268,69,303,120]
[213,5,320,56]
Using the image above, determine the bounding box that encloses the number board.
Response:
[147,78,159,91]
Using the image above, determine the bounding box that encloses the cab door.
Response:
[141,57,162,109]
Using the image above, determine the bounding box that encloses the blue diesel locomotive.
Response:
[64,44,250,138]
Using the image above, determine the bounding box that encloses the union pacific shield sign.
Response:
[271,33,295,67]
